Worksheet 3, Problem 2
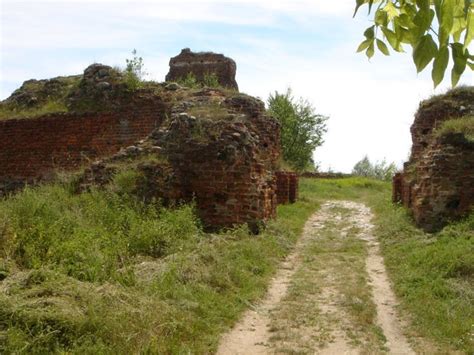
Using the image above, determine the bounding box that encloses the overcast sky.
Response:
[1,0,472,172]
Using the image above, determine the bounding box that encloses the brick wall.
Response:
[80,89,282,232]
[393,87,474,232]
[0,97,167,193]
[275,171,298,204]
[152,92,280,231]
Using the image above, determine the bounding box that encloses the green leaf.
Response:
[451,43,468,86]
[382,26,404,51]
[463,10,473,51]
[354,0,366,17]
[467,61,474,70]
[366,41,375,59]
[368,0,375,14]
[439,0,455,45]
[357,39,373,52]
[364,25,375,39]
[413,9,435,35]
[432,46,449,87]
[413,34,438,72]
[375,9,389,26]
[383,2,399,20]
[416,0,430,11]
[376,39,390,55]
[396,14,414,29]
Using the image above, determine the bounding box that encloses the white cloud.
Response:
[1,0,472,172]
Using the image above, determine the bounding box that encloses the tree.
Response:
[352,155,374,177]
[267,89,328,171]
[354,0,473,87]
[352,155,398,181]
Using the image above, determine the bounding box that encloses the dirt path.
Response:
[217,200,414,354]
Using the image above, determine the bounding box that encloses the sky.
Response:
[1,0,472,172]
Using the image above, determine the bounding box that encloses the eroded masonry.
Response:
[0,49,298,231]
[393,87,474,232]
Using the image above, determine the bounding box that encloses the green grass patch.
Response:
[0,100,68,120]
[435,115,474,142]
[0,178,320,353]
[0,177,471,352]
[368,195,474,353]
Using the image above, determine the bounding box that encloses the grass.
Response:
[0,177,320,353]
[303,177,473,353]
[0,100,68,120]
[368,195,474,353]
[187,102,230,121]
[435,115,474,142]
[0,176,472,353]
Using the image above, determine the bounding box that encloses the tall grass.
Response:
[0,177,471,353]
[0,178,320,353]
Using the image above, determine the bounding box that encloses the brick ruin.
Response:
[0,96,168,194]
[275,171,299,204]
[393,87,474,232]
[79,89,282,231]
[0,51,299,231]
[165,48,239,90]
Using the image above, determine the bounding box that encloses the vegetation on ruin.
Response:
[0,53,154,120]
[352,155,398,181]
[354,0,474,87]
[123,49,147,91]
[267,88,328,172]
[436,115,474,141]
[176,72,222,89]
[0,177,472,353]
[0,100,68,120]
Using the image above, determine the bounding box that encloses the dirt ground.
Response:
[217,200,415,354]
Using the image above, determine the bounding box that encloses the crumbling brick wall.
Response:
[410,134,474,231]
[1,54,283,232]
[393,87,474,232]
[151,90,279,231]
[165,48,239,90]
[0,96,168,195]
[275,171,298,204]
[78,89,281,232]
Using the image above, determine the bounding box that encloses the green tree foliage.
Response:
[267,89,328,171]
[352,155,398,181]
[354,0,474,87]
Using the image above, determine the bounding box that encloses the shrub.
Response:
[202,73,220,88]
[177,72,221,89]
[124,49,146,91]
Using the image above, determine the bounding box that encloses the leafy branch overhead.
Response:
[354,0,474,87]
